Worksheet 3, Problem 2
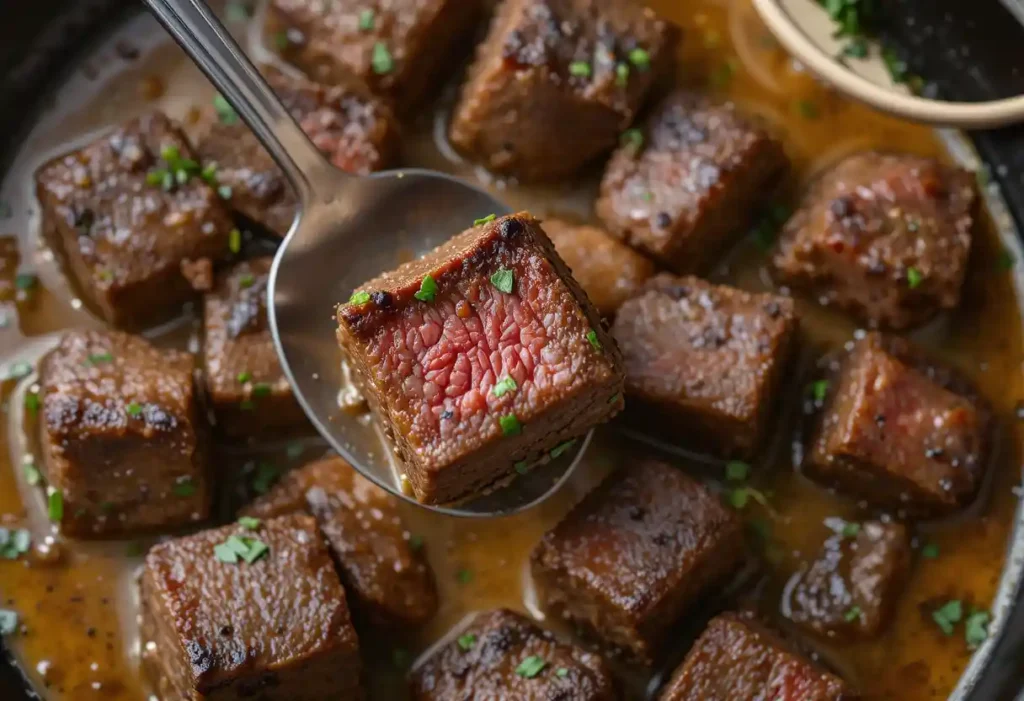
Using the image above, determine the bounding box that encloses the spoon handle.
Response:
[142,0,345,204]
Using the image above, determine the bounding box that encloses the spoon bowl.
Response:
[144,0,594,516]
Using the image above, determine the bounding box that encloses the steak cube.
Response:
[242,456,438,627]
[141,514,362,700]
[336,213,625,504]
[38,330,209,538]
[203,257,308,438]
[772,151,976,329]
[807,333,990,514]
[410,608,616,700]
[449,0,681,181]
[784,520,911,640]
[265,0,482,111]
[544,218,656,318]
[36,112,234,329]
[531,460,745,664]
[659,612,856,700]
[196,69,399,237]
[611,274,798,460]
[597,91,788,273]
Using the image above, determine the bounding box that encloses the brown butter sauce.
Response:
[0,1,1022,699]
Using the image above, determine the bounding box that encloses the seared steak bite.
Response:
[38,330,208,538]
[449,0,681,181]
[784,520,911,640]
[36,112,234,329]
[335,213,625,505]
[611,274,798,460]
[242,456,438,627]
[141,513,363,701]
[544,218,656,318]
[806,333,991,515]
[772,151,976,329]
[203,257,308,438]
[265,0,482,111]
[410,608,616,700]
[659,611,856,700]
[596,91,788,273]
[196,69,399,237]
[531,460,745,665]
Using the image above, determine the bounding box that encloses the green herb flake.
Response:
[414,275,438,302]
[556,667,569,678]
[173,480,197,497]
[126,401,143,418]
[0,610,18,636]
[474,213,497,226]
[215,535,269,564]
[728,487,769,510]
[615,62,630,87]
[348,290,372,306]
[252,382,272,398]
[146,169,168,187]
[0,528,31,560]
[550,439,577,460]
[726,460,750,482]
[273,31,290,50]
[86,352,114,366]
[795,99,820,119]
[844,605,863,622]
[965,610,990,650]
[842,521,861,538]
[47,486,63,522]
[932,599,963,636]
[218,185,233,200]
[238,273,256,290]
[921,543,940,559]
[229,228,242,254]
[500,413,523,437]
[24,392,40,414]
[160,145,180,163]
[239,399,256,411]
[457,568,473,584]
[998,249,1015,272]
[238,516,261,530]
[608,393,621,404]
[358,8,375,31]
[214,542,239,563]
[457,633,477,651]
[514,460,529,475]
[568,61,591,78]
[6,362,33,380]
[516,655,547,678]
[23,463,41,486]
[490,268,514,294]
[236,370,252,384]
[252,462,279,494]
[907,266,924,289]
[492,376,517,398]
[586,329,602,352]
[840,37,869,59]
[15,273,37,292]
[620,128,644,149]
[286,442,304,460]
[811,379,830,403]
[710,59,737,88]
[882,47,909,84]
[628,48,651,71]
[408,534,424,551]
[372,42,394,75]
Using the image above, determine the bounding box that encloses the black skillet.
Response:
[3,0,1024,698]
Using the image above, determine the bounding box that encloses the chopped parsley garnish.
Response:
[229,228,242,254]
[237,370,252,384]
[47,486,63,522]
[238,516,261,530]
[514,460,529,475]
[586,329,602,351]
[907,267,923,289]
[725,460,750,482]
[615,62,630,87]
[15,273,37,291]
[728,487,769,510]
[24,392,40,414]
[126,401,143,417]
[474,213,497,226]
[408,534,424,551]
[173,480,197,497]
[358,8,375,31]
[965,610,990,650]
[273,31,290,50]
[372,42,394,74]
[608,393,621,404]
[349,290,371,305]
[490,268,514,294]
[921,543,940,559]
[811,380,830,402]
[500,413,522,436]
[214,535,269,564]
[286,441,304,460]
[568,61,591,78]
[881,47,909,84]
[252,382,272,398]
[932,599,963,636]
[86,352,114,366]
[492,376,517,398]
[998,249,1015,272]
[457,633,477,651]
[0,528,31,560]
[252,462,279,494]
[550,439,577,459]
[840,36,869,59]
[628,48,651,71]
[201,163,218,185]
[414,275,438,302]
[620,128,644,149]
[795,99,820,119]
[6,362,32,380]
[456,568,473,584]
[0,610,18,636]
[239,273,255,289]
[844,605,862,622]
[23,463,41,486]
[842,521,861,538]
[516,655,547,678]
[218,185,233,200]
[556,667,569,678]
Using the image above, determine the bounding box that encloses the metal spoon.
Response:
[143,0,593,516]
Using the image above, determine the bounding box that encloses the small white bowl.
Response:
[751,0,1024,129]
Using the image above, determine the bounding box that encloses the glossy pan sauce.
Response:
[0,1,1022,699]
